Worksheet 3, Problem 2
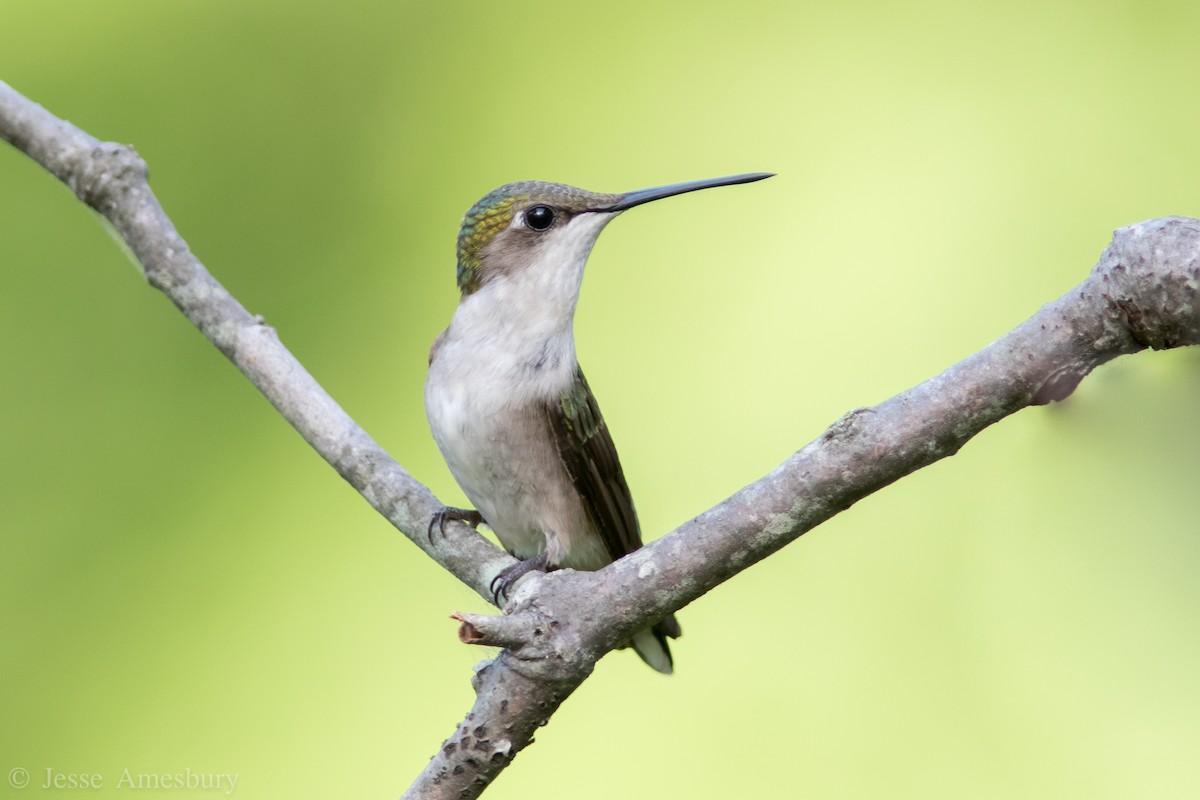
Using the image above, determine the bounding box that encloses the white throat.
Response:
[437,212,613,403]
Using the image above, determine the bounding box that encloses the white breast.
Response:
[424,210,615,566]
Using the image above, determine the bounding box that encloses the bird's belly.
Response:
[425,374,602,568]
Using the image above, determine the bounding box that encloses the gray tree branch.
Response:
[4,80,1198,800]
[405,215,1200,798]
[0,80,513,605]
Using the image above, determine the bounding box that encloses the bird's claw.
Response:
[428,506,485,543]
[489,552,549,605]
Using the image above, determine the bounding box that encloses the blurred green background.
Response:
[3,1,1200,797]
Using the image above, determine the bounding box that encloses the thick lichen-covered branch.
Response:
[5,80,1198,800]
[403,218,1199,797]
[565,215,1199,649]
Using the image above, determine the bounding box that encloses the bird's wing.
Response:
[545,366,643,560]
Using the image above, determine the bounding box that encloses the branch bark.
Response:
[4,80,1198,799]
[0,80,514,605]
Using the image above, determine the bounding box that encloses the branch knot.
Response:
[1100,216,1200,350]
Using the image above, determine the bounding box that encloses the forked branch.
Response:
[3,80,1198,800]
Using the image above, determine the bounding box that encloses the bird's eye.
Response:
[524,205,555,231]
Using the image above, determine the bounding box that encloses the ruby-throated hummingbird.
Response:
[425,172,773,673]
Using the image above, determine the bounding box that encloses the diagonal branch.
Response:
[4,80,1199,800]
[0,79,513,605]
[584,214,1200,635]
[405,216,1200,797]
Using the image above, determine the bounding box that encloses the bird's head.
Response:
[454,173,773,296]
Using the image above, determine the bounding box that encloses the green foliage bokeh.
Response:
[3,2,1200,797]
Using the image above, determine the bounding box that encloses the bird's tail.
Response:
[631,613,682,675]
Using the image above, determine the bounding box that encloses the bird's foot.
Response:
[490,552,550,605]
[428,506,485,542]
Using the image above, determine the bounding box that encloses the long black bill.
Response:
[602,172,774,212]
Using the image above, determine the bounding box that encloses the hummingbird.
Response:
[425,172,773,673]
